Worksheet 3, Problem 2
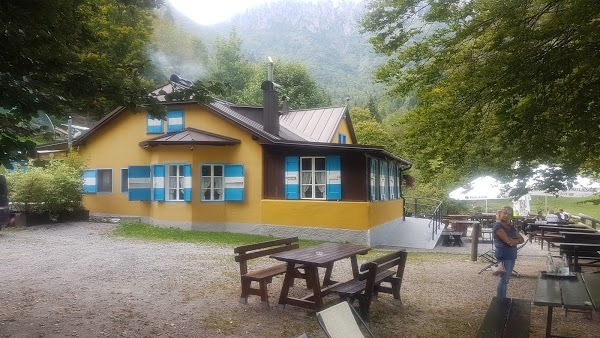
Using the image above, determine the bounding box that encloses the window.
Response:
[201,164,224,201]
[167,164,185,201]
[83,169,112,193]
[285,156,340,200]
[300,157,326,199]
[120,168,128,193]
[338,132,347,144]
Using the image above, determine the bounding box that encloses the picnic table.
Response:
[534,272,599,338]
[270,242,370,311]
[538,225,598,250]
[449,220,479,236]
[558,242,600,272]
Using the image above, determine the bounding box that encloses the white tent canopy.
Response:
[449,174,599,214]
[449,176,509,201]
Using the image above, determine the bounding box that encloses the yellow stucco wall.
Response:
[261,198,404,230]
[331,117,353,144]
[80,105,263,224]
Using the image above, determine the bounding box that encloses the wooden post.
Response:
[471,223,481,262]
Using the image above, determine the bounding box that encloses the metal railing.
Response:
[403,196,444,240]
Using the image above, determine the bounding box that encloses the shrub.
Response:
[7,152,84,216]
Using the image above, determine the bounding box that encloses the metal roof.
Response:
[280,107,346,143]
[138,128,241,148]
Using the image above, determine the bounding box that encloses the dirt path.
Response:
[0,222,598,337]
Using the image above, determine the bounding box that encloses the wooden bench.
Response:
[476,297,531,338]
[234,237,307,308]
[329,250,407,320]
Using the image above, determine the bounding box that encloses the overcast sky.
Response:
[167,0,363,26]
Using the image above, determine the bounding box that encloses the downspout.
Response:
[400,162,413,221]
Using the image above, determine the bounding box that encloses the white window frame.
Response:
[201,164,224,201]
[97,169,112,193]
[300,156,326,200]
[166,164,185,201]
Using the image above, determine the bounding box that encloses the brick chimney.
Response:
[261,80,280,136]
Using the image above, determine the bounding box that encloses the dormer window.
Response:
[146,114,164,134]
[167,110,184,133]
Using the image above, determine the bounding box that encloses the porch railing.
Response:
[403,196,444,240]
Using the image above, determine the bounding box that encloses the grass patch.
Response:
[112,221,323,247]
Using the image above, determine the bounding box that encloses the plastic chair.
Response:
[316,301,375,338]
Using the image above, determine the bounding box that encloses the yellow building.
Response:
[72,79,411,245]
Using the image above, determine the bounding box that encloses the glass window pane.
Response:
[169,189,176,200]
[178,165,184,176]
[315,185,325,198]
[214,165,223,176]
[168,165,177,176]
[302,186,312,199]
[178,189,184,200]
[315,172,326,184]
[214,177,223,188]
[178,177,183,189]
[201,165,211,177]
[214,189,223,200]
[121,169,128,193]
[315,157,326,170]
[301,158,312,170]
[169,177,177,188]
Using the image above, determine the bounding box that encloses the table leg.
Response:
[350,255,359,278]
[306,266,323,310]
[277,263,297,307]
[545,306,553,338]
[541,230,545,250]
[323,263,334,286]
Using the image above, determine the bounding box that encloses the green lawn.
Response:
[113,221,324,247]
[462,195,599,219]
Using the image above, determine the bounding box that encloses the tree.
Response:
[0,0,161,167]
[206,31,256,103]
[350,107,400,154]
[0,1,222,169]
[362,0,600,194]
[237,60,332,109]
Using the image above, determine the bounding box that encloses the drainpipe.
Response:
[67,116,73,149]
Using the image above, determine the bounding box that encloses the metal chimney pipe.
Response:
[267,56,274,82]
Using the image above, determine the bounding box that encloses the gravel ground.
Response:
[0,222,599,338]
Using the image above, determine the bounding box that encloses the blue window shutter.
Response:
[128,166,151,201]
[152,164,165,201]
[167,110,184,133]
[183,164,192,201]
[224,164,244,201]
[146,113,163,133]
[284,156,299,200]
[326,155,341,200]
[83,169,97,193]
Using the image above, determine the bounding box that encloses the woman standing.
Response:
[493,206,525,298]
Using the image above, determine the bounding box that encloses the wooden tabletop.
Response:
[270,242,370,266]
[539,226,597,233]
[582,273,600,310]
[558,242,600,248]
[534,273,594,310]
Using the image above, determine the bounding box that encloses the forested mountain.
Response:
[160,0,386,106]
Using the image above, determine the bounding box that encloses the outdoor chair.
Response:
[316,301,376,338]
[478,238,527,276]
